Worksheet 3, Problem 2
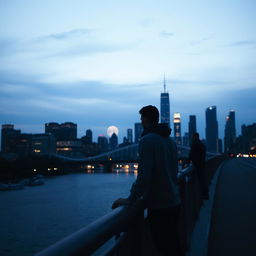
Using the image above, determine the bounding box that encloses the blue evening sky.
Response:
[0,0,255,141]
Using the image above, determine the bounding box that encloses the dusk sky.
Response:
[0,0,255,142]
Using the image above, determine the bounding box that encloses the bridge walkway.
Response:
[207,158,256,255]
[36,155,224,256]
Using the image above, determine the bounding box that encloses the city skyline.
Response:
[0,1,255,141]
[0,81,250,144]
[0,106,245,143]
[1,108,252,156]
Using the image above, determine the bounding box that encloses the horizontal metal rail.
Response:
[35,200,144,256]
[35,154,225,256]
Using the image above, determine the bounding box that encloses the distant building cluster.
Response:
[229,123,256,154]
[0,122,138,158]
[159,78,255,154]
[1,78,255,158]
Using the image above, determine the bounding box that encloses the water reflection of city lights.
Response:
[112,163,141,175]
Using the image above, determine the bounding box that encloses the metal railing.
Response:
[36,154,226,256]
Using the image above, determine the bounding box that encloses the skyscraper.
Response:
[173,113,182,145]
[97,135,108,153]
[86,129,93,144]
[160,76,170,127]
[205,106,219,153]
[60,122,77,140]
[109,133,118,150]
[45,122,60,139]
[134,123,143,143]
[127,128,133,144]
[45,122,77,140]
[232,123,256,153]
[188,115,197,144]
[183,132,189,147]
[224,110,236,152]
[1,124,21,152]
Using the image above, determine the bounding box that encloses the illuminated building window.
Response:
[56,147,72,151]
[34,142,42,145]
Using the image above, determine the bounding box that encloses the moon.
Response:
[107,126,119,137]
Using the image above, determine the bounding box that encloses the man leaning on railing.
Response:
[112,105,184,256]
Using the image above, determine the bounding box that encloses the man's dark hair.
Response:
[139,105,159,124]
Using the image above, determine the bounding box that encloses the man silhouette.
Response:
[112,105,182,256]
[189,132,209,200]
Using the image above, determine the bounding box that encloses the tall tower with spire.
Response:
[160,75,170,127]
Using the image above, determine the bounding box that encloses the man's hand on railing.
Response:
[112,198,130,209]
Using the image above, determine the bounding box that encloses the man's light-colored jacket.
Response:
[128,129,181,209]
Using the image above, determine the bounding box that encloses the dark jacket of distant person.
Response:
[128,124,181,209]
[189,136,206,168]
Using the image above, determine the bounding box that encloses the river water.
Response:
[0,172,137,256]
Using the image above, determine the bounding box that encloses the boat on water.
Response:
[0,175,45,190]
[0,183,24,191]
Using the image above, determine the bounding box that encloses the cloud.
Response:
[0,70,43,84]
[1,68,255,141]
[0,72,147,138]
[0,37,25,57]
[0,28,93,57]
[189,37,212,46]
[0,71,154,116]
[223,87,256,109]
[140,18,154,28]
[160,31,175,38]
[226,40,256,47]
[0,28,134,60]
[50,43,126,58]
[48,96,114,107]
[0,38,15,49]
[38,29,92,41]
